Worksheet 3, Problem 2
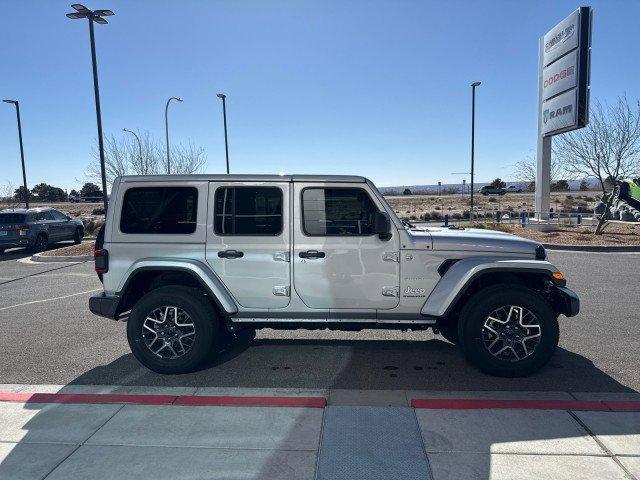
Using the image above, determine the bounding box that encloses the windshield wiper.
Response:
[401,219,416,229]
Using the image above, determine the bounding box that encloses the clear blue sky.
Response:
[1,0,638,191]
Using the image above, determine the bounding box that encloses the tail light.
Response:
[94,248,109,274]
[18,225,30,236]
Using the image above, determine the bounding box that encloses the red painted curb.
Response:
[174,395,327,408]
[410,398,613,411]
[0,392,177,405]
[0,391,326,408]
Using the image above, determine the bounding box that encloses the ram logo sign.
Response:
[541,89,577,136]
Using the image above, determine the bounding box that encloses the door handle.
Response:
[299,250,325,259]
[218,249,244,259]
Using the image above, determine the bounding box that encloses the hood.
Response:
[406,226,541,256]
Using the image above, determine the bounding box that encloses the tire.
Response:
[73,227,83,244]
[437,321,459,344]
[31,234,48,253]
[457,284,558,377]
[127,285,220,374]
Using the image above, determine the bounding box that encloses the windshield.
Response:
[0,213,26,224]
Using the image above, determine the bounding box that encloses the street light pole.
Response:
[470,81,481,222]
[66,4,115,213]
[3,100,29,209]
[123,128,143,171]
[217,93,230,174]
[165,96,183,174]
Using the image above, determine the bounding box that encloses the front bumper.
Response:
[89,292,120,319]
[553,285,580,317]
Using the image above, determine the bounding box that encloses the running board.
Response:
[229,317,436,325]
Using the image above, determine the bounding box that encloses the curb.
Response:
[543,243,640,252]
[0,391,327,408]
[409,398,640,411]
[30,253,94,263]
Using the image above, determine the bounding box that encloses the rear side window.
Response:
[302,188,378,236]
[214,187,282,236]
[0,214,26,224]
[120,187,198,234]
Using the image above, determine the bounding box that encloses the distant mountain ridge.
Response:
[378,179,599,194]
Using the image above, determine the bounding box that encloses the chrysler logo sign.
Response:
[545,23,575,53]
[543,104,573,125]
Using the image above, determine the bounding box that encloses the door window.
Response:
[302,188,378,236]
[214,187,282,236]
[120,187,198,234]
[50,210,68,221]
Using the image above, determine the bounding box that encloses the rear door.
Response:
[205,182,291,309]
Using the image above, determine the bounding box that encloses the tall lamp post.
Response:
[164,97,182,174]
[3,99,29,209]
[123,128,143,171]
[216,93,230,174]
[470,81,481,221]
[66,4,114,213]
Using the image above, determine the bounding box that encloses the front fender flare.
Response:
[421,257,561,318]
[117,258,238,314]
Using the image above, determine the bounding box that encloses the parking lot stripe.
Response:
[411,399,613,411]
[0,288,101,311]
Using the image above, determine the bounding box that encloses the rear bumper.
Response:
[89,292,120,319]
[0,237,32,249]
[553,285,580,317]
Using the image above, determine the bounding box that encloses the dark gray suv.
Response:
[0,208,84,254]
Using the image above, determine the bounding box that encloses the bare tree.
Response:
[555,97,640,233]
[512,154,563,188]
[555,97,640,193]
[0,181,18,208]
[88,131,205,185]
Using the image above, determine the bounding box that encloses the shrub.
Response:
[92,207,105,215]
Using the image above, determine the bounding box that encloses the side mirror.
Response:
[373,212,392,241]
[65,216,72,221]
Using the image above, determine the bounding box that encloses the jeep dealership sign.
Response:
[539,7,591,136]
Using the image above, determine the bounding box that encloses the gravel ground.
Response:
[40,242,94,257]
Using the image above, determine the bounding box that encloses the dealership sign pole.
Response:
[535,7,592,220]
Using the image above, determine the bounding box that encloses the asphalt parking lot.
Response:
[0,247,638,393]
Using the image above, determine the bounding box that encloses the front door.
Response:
[292,183,400,310]
[205,182,291,309]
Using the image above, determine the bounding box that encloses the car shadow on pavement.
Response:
[0,242,77,261]
[66,338,636,393]
[2,339,638,479]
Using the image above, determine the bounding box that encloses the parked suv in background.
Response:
[480,185,506,195]
[0,207,84,254]
[506,185,523,193]
[90,174,579,377]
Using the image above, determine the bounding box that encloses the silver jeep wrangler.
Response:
[89,174,579,377]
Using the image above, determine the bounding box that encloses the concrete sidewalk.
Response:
[0,386,639,479]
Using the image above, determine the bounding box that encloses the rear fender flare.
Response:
[117,258,238,314]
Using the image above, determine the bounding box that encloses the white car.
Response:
[506,185,523,193]
[89,174,579,377]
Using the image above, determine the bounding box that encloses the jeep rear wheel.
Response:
[32,234,48,253]
[127,286,220,374]
[458,284,558,377]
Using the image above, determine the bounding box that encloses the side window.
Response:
[120,187,198,234]
[50,210,68,221]
[36,211,54,221]
[214,187,282,236]
[302,188,378,236]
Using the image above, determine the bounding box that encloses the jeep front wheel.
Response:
[458,284,558,377]
[127,286,219,374]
